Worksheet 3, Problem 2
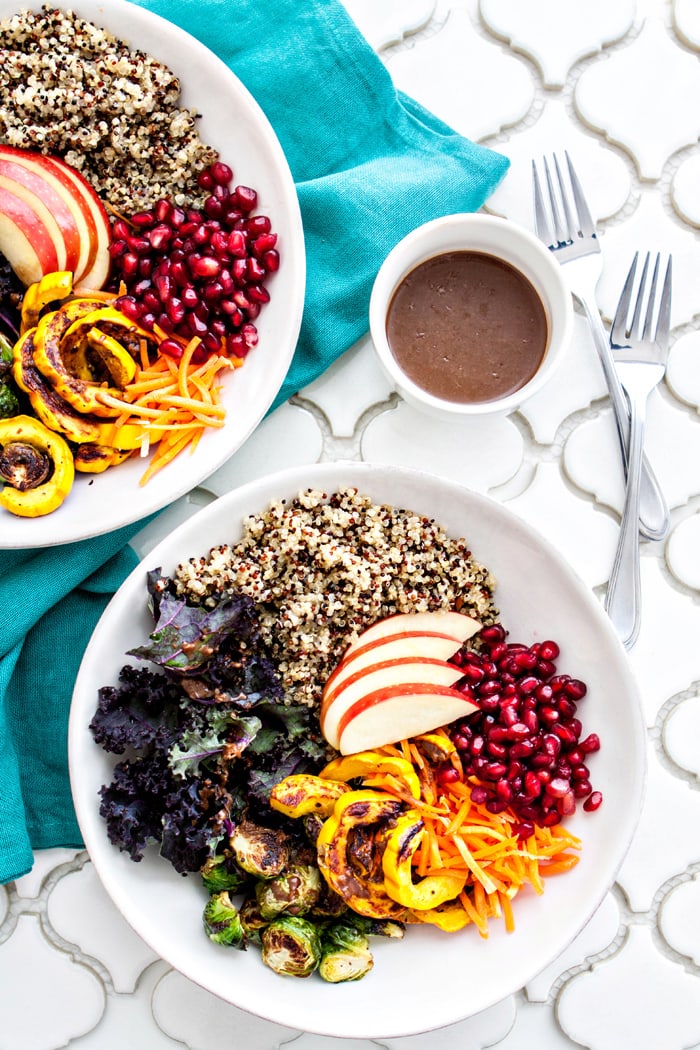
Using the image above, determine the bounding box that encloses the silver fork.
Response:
[532,152,670,541]
[604,252,672,649]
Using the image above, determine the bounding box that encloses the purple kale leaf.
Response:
[89,664,187,754]
[98,751,171,862]
[160,776,235,873]
[128,588,258,674]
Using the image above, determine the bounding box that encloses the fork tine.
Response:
[565,151,596,239]
[553,153,578,243]
[543,156,568,244]
[641,253,661,342]
[531,159,554,246]
[611,252,638,344]
[629,252,651,339]
[656,256,673,349]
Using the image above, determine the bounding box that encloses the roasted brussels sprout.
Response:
[318,921,373,984]
[260,915,322,978]
[201,853,252,895]
[238,895,269,945]
[230,820,289,879]
[202,891,246,949]
[255,863,321,921]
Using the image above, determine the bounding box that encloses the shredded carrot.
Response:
[372,738,582,937]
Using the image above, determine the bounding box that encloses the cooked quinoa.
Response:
[0,5,217,211]
[174,487,498,709]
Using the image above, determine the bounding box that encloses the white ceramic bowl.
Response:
[0,0,305,548]
[369,213,572,417]
[69,461,645,1039]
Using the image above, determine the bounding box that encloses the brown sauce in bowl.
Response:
[385,251,549,404]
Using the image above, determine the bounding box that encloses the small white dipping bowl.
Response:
[369,213,573,416]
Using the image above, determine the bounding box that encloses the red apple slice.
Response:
[336,682,479,756]
[0,158,81,276]
[321,657,464,750]
[323,631,463,711]
[343,611,481,660]
[0,145,97,280]
[0,185,60,284]
[44,154,111,287]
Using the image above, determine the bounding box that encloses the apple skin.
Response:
[321,656,465,751]
[0,160,81,275]
[0,145,111,288]
[343,610,481,660]
[44,154,111,288]
[0,184,60,284]
[322,630,463,719]
[336,682,479,756]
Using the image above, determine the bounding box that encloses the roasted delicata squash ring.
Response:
[316,790,408,920]
[20,270,74,334]
[0,414,74,517]
[320,752,421,800]
[73,442,133,473]
[32,303,152,417]
[12,328,110,445]
[382,812,467,910]
[270,774,352,819]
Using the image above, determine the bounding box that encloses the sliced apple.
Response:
[0,161,81,275]
[321,657,465,750]
[0,146,111,289]
[0,186,60,285]
[0,146,96,280]
[343,610,481,660]
[44,154,111,288]
[337,682,479,756]
[323,630,463,712]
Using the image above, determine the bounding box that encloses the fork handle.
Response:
[575,295,670,541]
[604,387,646,649]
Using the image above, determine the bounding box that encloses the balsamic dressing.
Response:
[386,251,549,404]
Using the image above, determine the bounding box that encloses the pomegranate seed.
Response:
[558,791,576,816]
[115,295,140,320]
[573,779,593,798]
[211,160,233,185]
[197,169,215,191]
[537,659,557,678]
[516,821,535,840]
[242,323,258,347]
[181,286,199,309]
[542,810,562,826]
[470,786,490,805]
[481,624,507,644]
[512,650,538,671]
[109,239,127,258]
[556,697,577,720]
[483,762,508,781]
[583,791,603,812]
[470,735,485,757]
[495,779,513,803]
[233,185,258,211]
[547,777,571,798]
[112,219,131,240]
[461,663,485,684]
[565,679,587,700]
[212,184,230,202]
[510,739,536,759]
[539,640,560,661]
[479,679,501,698]
[524,772,542,798]
[149,224,172,250]
[153,199,171,223]
[518,675,540,695]
[580,733,601,754]
[166,298,185,325]
[252,232,278,258]
[158,338,183,359]
[191,256,221,279]
[203,196,224,219]
[452,732,470,751]
[487,741,507,759]
[226,333,247,356]
[535,683,554,703]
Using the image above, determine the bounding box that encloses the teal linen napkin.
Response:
[0,0,508,883]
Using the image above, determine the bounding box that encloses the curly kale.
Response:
[91,570,327,874]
